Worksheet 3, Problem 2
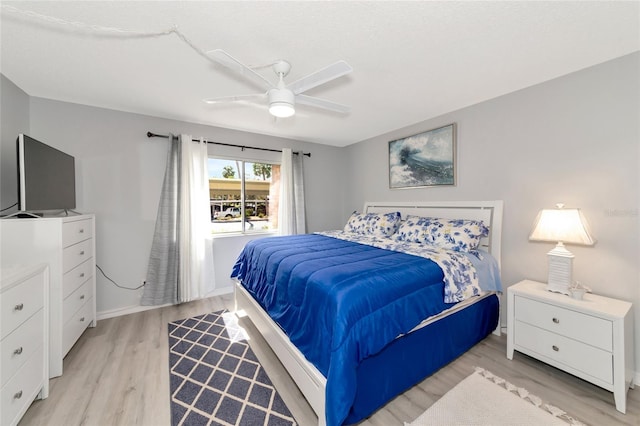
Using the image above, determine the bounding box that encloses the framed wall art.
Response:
[389,123,456,189]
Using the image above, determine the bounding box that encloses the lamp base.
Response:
[546,281,571,295]
[545,242,574,295]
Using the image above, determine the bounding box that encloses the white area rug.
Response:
[407,367,586,426]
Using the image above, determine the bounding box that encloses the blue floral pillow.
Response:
[344,211,402,237]
[395,215,489,252]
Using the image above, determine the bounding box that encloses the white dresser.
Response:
[507,280,634,413]
[0,214,96,378]
[1,263,49,426]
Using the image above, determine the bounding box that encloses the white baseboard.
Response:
[96,286,234,321]
[205,286,234,298]
[97,302,173,321]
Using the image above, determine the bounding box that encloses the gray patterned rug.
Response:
[168,310,297,426]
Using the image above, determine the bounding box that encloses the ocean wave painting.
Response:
[389,123,456,188]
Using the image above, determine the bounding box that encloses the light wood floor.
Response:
[21,295,638,426]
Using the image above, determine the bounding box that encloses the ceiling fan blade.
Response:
[203,93,266,104]
[207,49,275,91]
[295,94,351,114]
[286,60,353,95]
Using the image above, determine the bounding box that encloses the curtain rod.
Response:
[146,132,311,157]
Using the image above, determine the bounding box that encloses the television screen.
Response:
[17,134,76,212]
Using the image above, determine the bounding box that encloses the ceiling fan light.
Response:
[269,102,295,118]
[268,88,295,118]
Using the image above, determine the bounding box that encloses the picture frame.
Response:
[389,123,456,189]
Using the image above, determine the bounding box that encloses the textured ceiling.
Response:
[1,1,638,147]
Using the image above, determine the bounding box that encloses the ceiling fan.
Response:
[204,49,353,118]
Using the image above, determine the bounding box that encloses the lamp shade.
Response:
[529,206,595,245]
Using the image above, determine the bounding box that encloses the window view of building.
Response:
[208,158,280,234]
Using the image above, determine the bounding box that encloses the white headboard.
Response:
[363,200,504,269]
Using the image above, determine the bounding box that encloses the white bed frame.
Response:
[234,200,504,425]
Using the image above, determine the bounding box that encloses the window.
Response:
[208,158,280,234]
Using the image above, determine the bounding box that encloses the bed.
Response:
[232,200,503,426]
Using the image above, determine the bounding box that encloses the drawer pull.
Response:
[79,228,85,233]
[552,318,559,324]
[80,317,85,322]
[80,273,85,278]
[14,390,23,399]
[14,303,24,311]
[80,250,85,256]
[80,294,85,300]
[552,345,559,352]
[14,347,23,355]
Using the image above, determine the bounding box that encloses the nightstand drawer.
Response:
[515,295,612,351]
[515,321,613,384]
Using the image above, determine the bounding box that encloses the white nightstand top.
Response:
[509,280,632,320]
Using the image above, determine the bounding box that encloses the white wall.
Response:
[0,75,30,213]
[20,98,346,316]
[345,52,640,371]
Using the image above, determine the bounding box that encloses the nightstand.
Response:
[507,280,634,413]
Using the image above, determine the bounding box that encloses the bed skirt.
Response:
[344,293,499,424]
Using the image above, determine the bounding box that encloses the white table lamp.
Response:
[529,204,595,294]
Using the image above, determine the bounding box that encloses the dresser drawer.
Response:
[515,295,612,351]
[62,219,93,248]
[1,347,44,426]
[515,320,613,384]
[62,298,93,356]
[62,239,93,274]
[1,274,45,340]
[62,259,93,299]
[63,280,93,325]
[1,310,44,388]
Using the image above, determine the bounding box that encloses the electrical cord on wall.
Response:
[0,202,18,212]
[96,264,145,290]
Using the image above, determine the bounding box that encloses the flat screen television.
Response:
[17,134,76,212]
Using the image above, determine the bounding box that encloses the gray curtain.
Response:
[279,148,307,235]
[141,135,181,305]
[292,151,306,234]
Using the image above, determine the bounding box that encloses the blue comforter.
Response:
[231,234,458,426]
